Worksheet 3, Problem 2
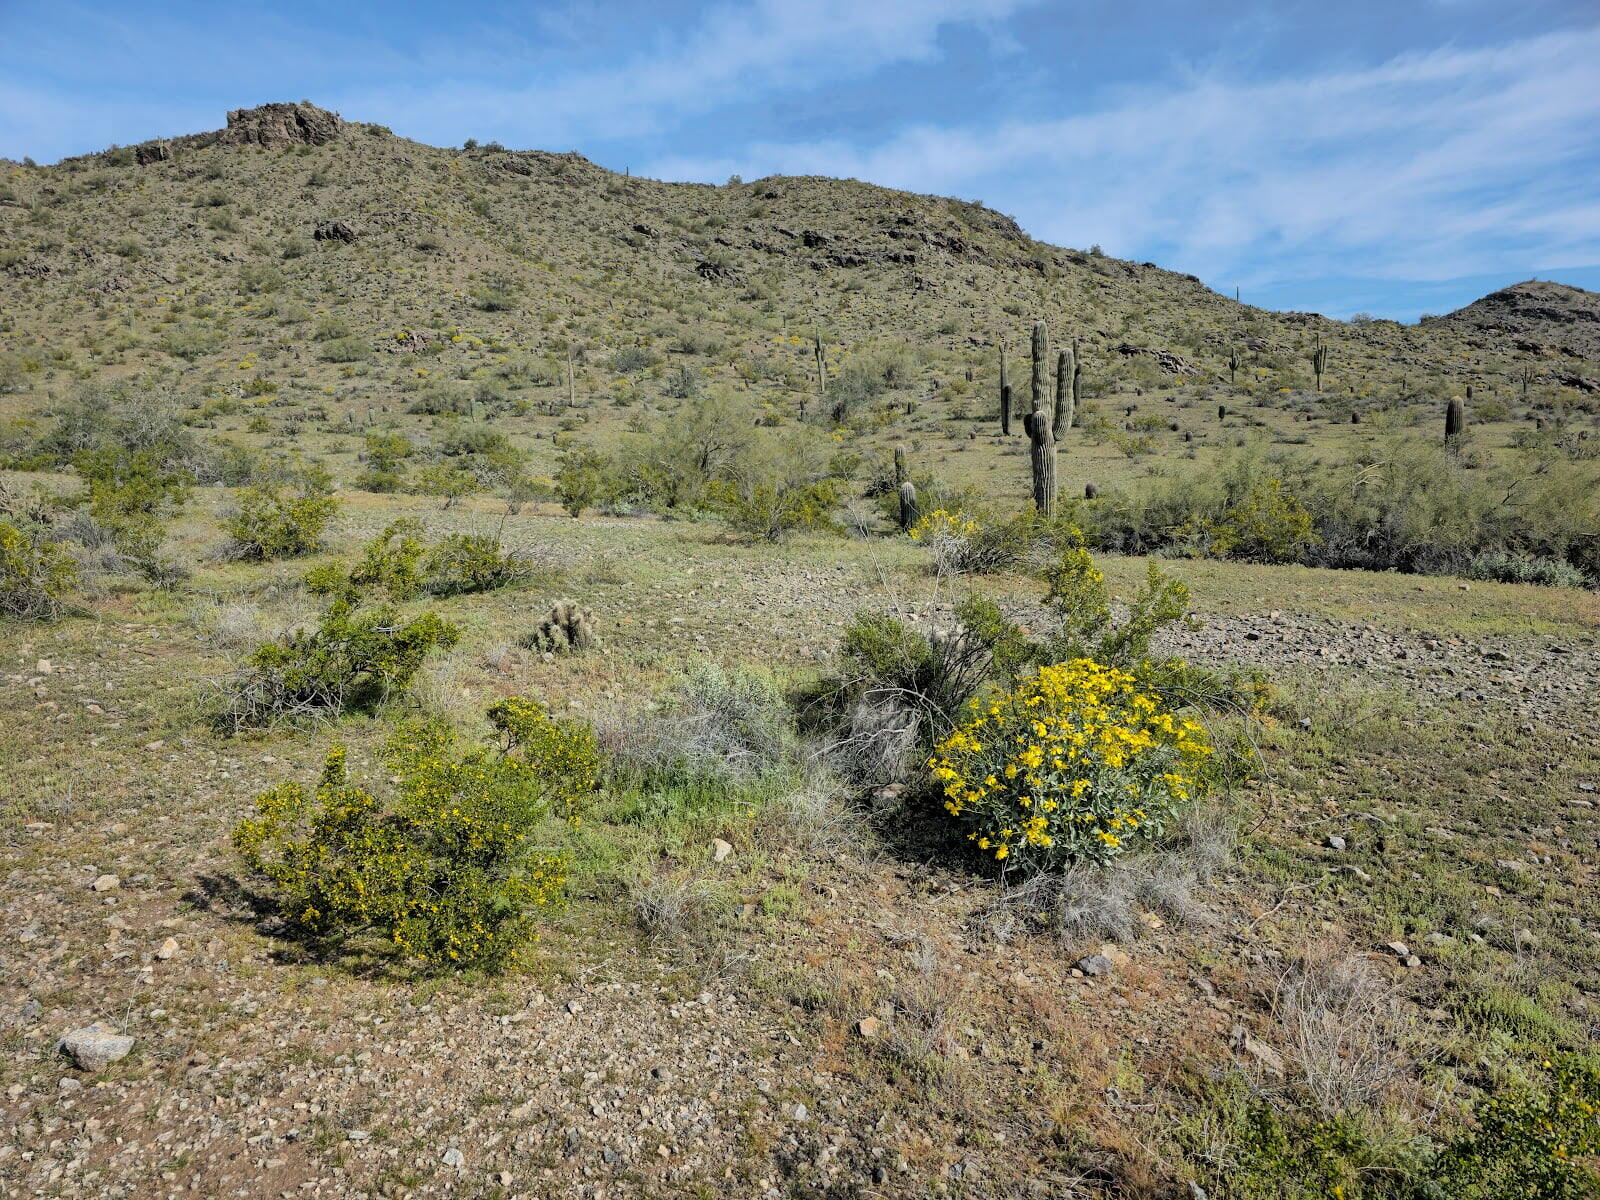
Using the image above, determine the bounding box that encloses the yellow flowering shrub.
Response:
[908,508,980,542]
[928,659,1210,872]
[232,697,598,971]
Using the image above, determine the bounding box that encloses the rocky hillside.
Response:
[1,100,1594,417]
[1435,279,1600,371]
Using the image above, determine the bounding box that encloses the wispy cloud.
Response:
[329,0,1031,147]
[642,28,1600,304]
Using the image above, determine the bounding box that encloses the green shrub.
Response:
[555,447,613,517]
[1183,477,1322,563]
[218,589,460,730]
[423,532,536,595]
[232,697,598,970]
[411,463,480,509]
[222,483,339,560]
[1466,551,1590,589]
[1430,1055,1600,1198]
[0,517,77,620]
[73,447,191,578]
[705,476,840,542]
[307,518,428,601]
[908,508,1069,574]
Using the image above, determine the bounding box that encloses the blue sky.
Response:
[2,0,1597,320]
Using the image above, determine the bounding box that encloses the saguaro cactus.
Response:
[998,343,1012,435]
[1218,403,1228,420]
[1022,321,1057,517]
[1228,347,1240,384]
[1445,396,1464,444]
[1311,335,1329,392]
[893,443,907,489]
[898,481,919,532]
[1071,337,1082,414]
[1054,343,1076,434]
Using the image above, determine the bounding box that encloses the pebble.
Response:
[441,1147,465,1168]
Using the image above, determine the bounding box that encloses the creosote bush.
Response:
[217,587,460,730]
[0,516,78,620]
[223,481,339,560]
[232,697,598,971]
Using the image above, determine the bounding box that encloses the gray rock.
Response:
[59,1022,134,1071]
[1325,835,1346,850]
[441,1147,465,1168]
[1075,953,1113,977]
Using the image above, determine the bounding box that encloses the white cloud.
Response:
[639,28,1600,292]
[327,0,1031,147]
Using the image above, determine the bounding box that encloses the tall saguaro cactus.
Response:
[1445,396,1465,444]
[1311,335,1329,392]
[1228,347,1240,384]
[998,343,1012,435]
[1054,343,1076,434]
[898,481,919,532]
[1022,321,1057,517]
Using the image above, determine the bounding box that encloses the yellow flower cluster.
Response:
[908,508,980,542]
[928,659,1210,871]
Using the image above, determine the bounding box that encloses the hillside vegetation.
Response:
[1,103,1599,1200]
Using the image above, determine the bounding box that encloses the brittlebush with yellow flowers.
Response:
[928,660,1210,873]
[233,697,597,971]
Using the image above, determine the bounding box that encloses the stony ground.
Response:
[3,505,1598,1199]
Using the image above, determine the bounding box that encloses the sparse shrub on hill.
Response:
[72,446,192,581]
[555,446,614,516]
[0,515,77,620]
[353,431,411,493]
[217,583,460,730]
[221,475,339,560]
[423,531,539,595]
[232,697,597,970]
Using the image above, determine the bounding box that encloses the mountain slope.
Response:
[1,102,1595,502]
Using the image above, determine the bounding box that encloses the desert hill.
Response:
[1,101,1594,414]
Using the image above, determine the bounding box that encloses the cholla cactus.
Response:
[523,600,601,655]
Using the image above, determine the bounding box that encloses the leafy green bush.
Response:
[222,483,339,560]
[218,590,459,730]
[0,517,77,620]
[1179,1057,1600,1199]
[1466,551,1590,589]
[1180,477,1322,563]
[73,447,191,579]
[232,698,598,970]
[423,532,537,595]
[307,518,427,601]
[354,432,411,493]
[555,447,613,517]
[705,477,840,542]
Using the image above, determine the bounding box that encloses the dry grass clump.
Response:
[595,659,795,789]
[971,807,1233,946]
[1271,946,1410,1117]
